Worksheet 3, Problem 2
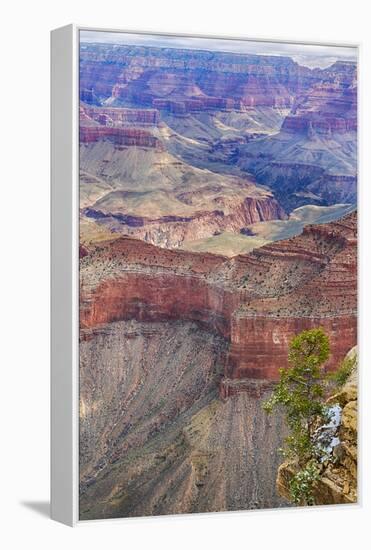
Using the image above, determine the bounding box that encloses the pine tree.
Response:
[263,327,331,504]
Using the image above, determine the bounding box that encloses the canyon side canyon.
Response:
[78,34,357,519]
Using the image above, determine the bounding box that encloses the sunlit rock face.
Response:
[80,211,357,383]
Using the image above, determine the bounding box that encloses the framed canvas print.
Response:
[51,25,358,525]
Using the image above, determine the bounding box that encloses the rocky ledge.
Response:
[79,125,164,149]
[84,195,286,249]
[277,346,358,505]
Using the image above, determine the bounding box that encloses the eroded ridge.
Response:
[80,211,357,387]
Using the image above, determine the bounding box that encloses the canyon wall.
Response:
[79,44,355,114]
[81,105,160,126]
[79,319,287,519]
[84,195,286,249]
[80,212,357,385]
[80,125,163,149]
[80,271,239,339]
[78,40,358,518]
[79,43,357,214]
[281,81,357,136]
[79,99,288,250]
[237,72,357,210]
[227,315,356,381]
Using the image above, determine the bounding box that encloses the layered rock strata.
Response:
[81,104,160,126]
[237,72,357,210]
[80,212,357,385]
[79,44,357,213]
[79,110,287,249]
[80,125,163,149]
[84,195,286,249]
[79,44,355,114]
[282,79,357,135]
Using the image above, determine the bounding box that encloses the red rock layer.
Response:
[80,212,357,383]
[79,125,163,149]
[80,238,234,335]
[80,272,239,339]
[227,315,356,381]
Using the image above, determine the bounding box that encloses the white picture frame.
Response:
[51,24,359,526]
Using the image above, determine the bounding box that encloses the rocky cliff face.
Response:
[84,195,285,249]
[276,347,358,505]
[80,320,287,519]
[80,125,164,149]
[81,104,160,126]
[80,44,353,113]
[80,211,357,385]
[79,213,357,518]
[80,44,313,110]
[282,63,356,136]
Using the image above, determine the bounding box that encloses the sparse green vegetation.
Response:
[264,329,357,506]
[288,459,321,506]
[327,354,356,387]
[263,328,331,505]
[264,328,330,463]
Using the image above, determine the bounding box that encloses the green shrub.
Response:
[263,327,330,465]
[289,460,321,506]
[328,355,356,387]
[263,327,331,505]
